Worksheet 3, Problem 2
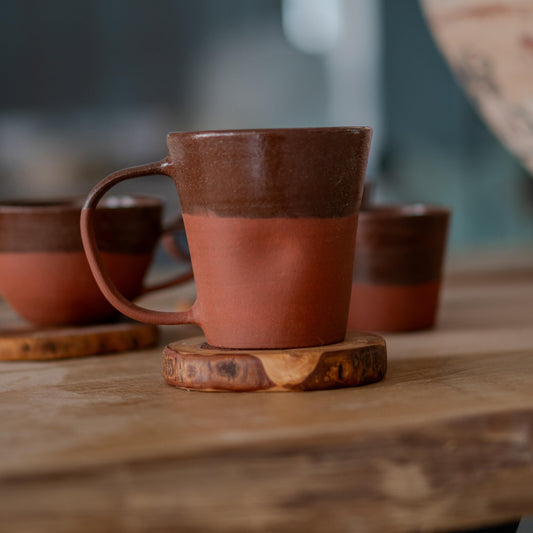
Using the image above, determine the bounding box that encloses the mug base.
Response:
[161,331,387,392]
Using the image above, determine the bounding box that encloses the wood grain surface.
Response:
[0,320,158,360]
[1,250,533,533]
[162,332,387,392]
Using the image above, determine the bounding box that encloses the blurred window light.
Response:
[282,0,341,54]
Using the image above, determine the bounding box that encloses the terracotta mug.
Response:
[348,204,450,332]
[0,196,191,326]
[81,127,372,349]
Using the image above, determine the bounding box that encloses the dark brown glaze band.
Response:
[0,196,162,253]
[352,205,450,285]
[166,127,372,218]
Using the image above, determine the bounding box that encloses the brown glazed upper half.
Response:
[0,196,163,253]
[353,205,450,285]
[166,127,372,218]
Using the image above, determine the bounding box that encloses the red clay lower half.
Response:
[348,280,442,332]
[183,213,358,349]
[0,251,153,326]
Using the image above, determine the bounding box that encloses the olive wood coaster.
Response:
[162,331,387,392]
[0,320,158,361]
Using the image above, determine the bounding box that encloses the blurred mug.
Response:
[348,204,450,332]
[0,196,191,326]
[81,127,372,349]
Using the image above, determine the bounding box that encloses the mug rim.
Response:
[360,203,450,219]
[0,194,163,213]
[167,126,372,139]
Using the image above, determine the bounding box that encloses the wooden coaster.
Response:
[162,331,387,392]
[0,320,158,361]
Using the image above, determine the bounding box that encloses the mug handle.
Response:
[80,158,198,326]
[141,213,193,294]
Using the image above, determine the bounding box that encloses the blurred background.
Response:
[1,0,533,250]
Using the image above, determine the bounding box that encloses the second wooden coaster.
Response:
[0,320,159,361]
[162,331,387,392]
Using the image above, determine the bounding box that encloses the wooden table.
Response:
[1,250,533,533]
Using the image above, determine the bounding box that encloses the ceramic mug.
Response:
[81,127,372,349]
[348,204,450,332]
[0,196,191,326]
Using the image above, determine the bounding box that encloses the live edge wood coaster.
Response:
[0,320,158,361]
[162,331,387,392]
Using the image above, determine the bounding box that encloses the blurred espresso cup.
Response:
[348,204,450,332]
[0,196,191,326]
[81,127,372,349]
